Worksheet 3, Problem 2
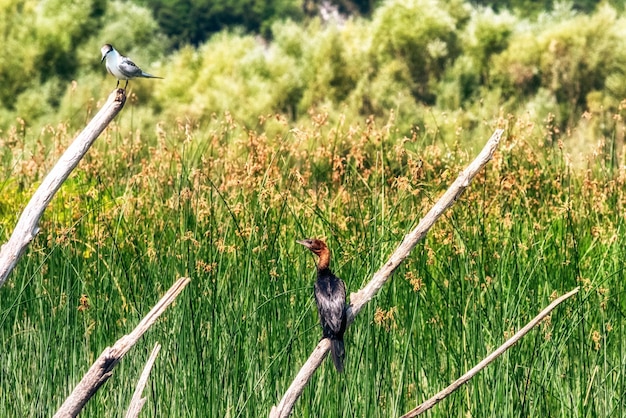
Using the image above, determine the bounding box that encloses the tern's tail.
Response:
[330,338,345,373]
[140,72,163,79]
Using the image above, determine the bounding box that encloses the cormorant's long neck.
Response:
[316,248,331,272]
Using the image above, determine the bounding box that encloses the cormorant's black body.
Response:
[315,265,347,371]
[297,239,347,372]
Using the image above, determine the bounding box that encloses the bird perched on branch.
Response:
[297,238,347,372]
[100,44,162,90]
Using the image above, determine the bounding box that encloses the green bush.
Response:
[491,5,626,125]
[152,31,286,124]
[370,0,469,104]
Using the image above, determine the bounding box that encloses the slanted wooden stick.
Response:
[0,89,126,288]
[125,343,162,418]
[401,287,580,417]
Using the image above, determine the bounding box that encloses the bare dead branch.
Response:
[401,286,580,417]
[53,277,190,418]
[125,343,162,418]
[0,89,126,288]
[270,129,504,418]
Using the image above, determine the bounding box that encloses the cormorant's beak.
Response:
[296,239,311,248]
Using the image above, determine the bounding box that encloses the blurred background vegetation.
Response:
[2,0,626,156]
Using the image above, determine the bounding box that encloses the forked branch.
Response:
[53,277,190,418]
[270,129,505,418]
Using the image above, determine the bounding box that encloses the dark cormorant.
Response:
[297,238,347,372]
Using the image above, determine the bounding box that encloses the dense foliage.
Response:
[471,0,619,14]
[133,0,623,47]
[1,0,626,154]
[140,0,304,46]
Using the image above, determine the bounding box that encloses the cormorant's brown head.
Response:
[296,238,327,254]
[297,238,330,270]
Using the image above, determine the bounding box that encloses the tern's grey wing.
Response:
[118,57,144,78]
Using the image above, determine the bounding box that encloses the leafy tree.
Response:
[491,4,626,125]
[138,0,303,47]
[302,0,382,16]
[369,0,469,104]
[469,0,613,14]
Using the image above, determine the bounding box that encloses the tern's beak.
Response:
[101,55,106,63]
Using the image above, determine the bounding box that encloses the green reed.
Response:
[0,112,625,417]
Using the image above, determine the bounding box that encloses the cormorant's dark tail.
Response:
[330,338,345,372]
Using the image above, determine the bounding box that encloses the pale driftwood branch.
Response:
[401,286,580,417]
[53,277,190,418]
[270,129,505,418]
[125,343,162,418]
[0,89,126,288]
[349,129,504,318]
